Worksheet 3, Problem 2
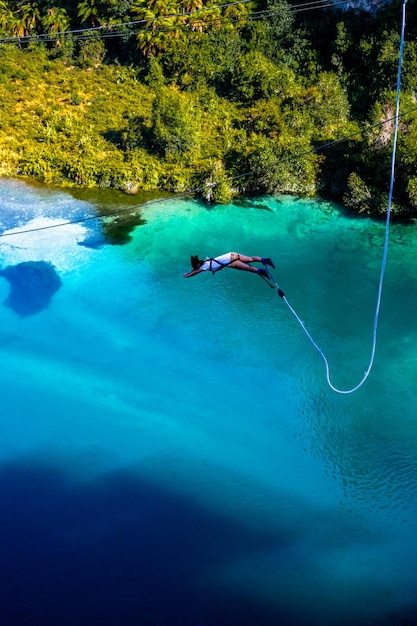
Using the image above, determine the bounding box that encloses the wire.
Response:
[0,102,416,240]
[0,0,252,44]
[78,1,353,42]
[266,0,408,394]
[0,0,409,396]
[79,2,351,45]
[0,0,356,45]
[196,103,417,191]
[0,190,193,237]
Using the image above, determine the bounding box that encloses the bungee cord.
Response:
[0,0,410,394]
[260,0,408,394]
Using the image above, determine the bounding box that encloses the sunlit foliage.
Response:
[0,0,415,214]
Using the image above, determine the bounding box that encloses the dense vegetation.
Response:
[0,0,416,215]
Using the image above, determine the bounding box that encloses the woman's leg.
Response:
[231,260,259,273]
[237,255,262,264]
[229,253,263,272]
[234,254,275,269]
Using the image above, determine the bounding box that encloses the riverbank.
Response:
[1,18,416,216]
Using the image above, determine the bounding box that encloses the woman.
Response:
[183,252,275,278]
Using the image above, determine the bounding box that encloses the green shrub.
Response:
[76,33,106,69]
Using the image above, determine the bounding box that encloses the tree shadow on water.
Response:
[0,459,299,626]
[0,459,415,626]
[0,261,62,317]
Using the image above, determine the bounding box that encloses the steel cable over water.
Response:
[2,103,417,240]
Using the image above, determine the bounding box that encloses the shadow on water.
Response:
[0,458,416,626]
[65,187,172,245]
[0,261,62,317]
[0,459,297,626]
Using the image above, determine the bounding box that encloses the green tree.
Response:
[302,72,350,138]
[242,133,318,196]
[76,31,106,67]
[244,0,293,61]
[147,86,201,156]
[41,7,70,45]
[160,27,241,94]
[77,0,109,26]
[343,172,372,213]
[131,0,183,56]
[232,52,296,102]
[0,1,14,35]
[407,178,417,210]
[403,40,417,93]
[2,1,41,37]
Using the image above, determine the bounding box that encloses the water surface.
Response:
[0,179,416,626]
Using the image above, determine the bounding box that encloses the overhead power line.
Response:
[0,0,356,45]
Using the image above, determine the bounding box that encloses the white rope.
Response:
[271,0,408,394]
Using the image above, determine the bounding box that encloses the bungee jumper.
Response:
[179,0,407,396]
[183,252,275,278]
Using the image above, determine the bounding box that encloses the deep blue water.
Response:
[1,179,417,626]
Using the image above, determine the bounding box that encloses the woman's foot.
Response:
[262,257,275,269]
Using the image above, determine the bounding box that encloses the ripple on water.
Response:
[1,183,417,626]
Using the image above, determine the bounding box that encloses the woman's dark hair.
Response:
[190,255,200,270]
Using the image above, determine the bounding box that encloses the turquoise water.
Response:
[1,179,417,625]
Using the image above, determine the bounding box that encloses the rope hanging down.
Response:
[263,0,408,395]
[0,1,407,396]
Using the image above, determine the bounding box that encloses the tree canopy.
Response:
[0,0,416,216]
